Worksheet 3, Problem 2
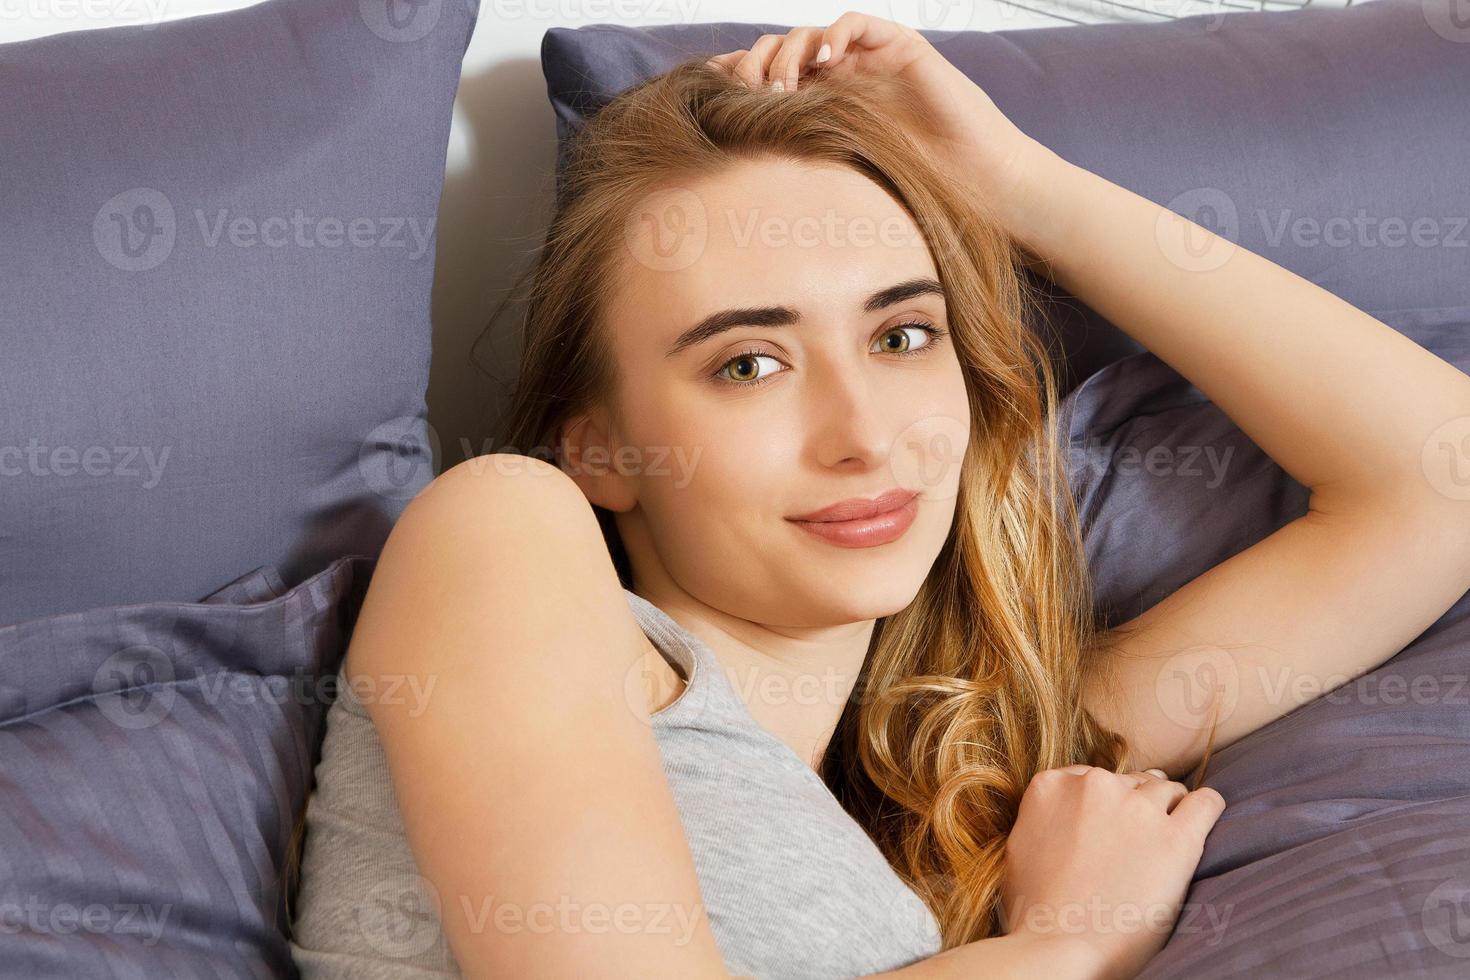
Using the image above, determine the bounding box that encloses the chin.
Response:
[798,574,925,624]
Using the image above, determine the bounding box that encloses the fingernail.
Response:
[770,79,784,92]
[815,43,831,63]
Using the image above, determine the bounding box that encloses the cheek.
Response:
[892,377,972,501]
[676,417,802,518]
[635,437,795,580]
[652,383,802,479]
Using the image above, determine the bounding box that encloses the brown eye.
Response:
[713,350,785,387]
[873,322,943,356]
[878,328,911,352]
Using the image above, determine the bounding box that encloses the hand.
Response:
[704,12,1059,239]
[1000,765,1226,980]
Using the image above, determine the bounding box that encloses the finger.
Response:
[731,34,786,89]
[1118,768,1170,787]
[767,26,825,92]
[1134,777,1191,813]
[815,11,917,69]
[1058,764,1096,776]
[1170,786,1228,840]
[705,49,748,75]
[1118,770,1162,788]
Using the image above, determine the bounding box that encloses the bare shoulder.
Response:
[347,452,679,714]
[337,453,722,973]
[403,451,594,540]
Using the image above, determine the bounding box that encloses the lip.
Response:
[787,488,918,524]
[786,489,920,549]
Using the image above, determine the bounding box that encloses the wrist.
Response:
[1002,928,1113,980]
[981,137,1084,270]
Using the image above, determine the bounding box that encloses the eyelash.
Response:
[708,321,948,389]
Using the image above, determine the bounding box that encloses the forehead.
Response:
[608,158,940,351]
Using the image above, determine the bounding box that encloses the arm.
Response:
[869,932,1107,979]
[1004,142,1470,776]
[719,3,1470,781]
[346,455,732,977]
[350,455,1131,979]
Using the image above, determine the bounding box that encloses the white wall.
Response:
[5,0,1279,468]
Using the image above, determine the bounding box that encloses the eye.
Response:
[873,321,945,357]
[707,320,948,389]
[711,349,786,387]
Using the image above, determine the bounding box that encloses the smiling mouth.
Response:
[786,491,920,549]
[786,488,918,524]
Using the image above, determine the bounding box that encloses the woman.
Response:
[287,12,1470,979]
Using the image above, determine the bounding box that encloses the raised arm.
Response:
[1007,142,1470,777]
[710,9,1470,776]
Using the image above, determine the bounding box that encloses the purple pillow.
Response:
[0,554,375,976]
[0,0,478,626]
[1059,311,1470,978]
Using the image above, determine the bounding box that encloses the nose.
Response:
[805,358,896,472]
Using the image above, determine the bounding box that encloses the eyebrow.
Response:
[663,276,946,359]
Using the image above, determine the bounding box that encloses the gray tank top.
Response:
[289,588,943,979]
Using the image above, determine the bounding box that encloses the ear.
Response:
[556,407,638,513]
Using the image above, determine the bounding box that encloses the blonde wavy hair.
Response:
[488,55,1159,948]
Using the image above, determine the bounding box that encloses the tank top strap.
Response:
[622,588,753,729]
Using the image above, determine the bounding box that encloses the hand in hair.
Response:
[703,11,1054,237]
[998,765,1227,980]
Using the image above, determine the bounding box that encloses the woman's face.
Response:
[578,156,971,627]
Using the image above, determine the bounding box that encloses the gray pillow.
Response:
[1059,312,1470,978]
[0,0,478,626]
[540,2,1470,395]
[0,553,375,976]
